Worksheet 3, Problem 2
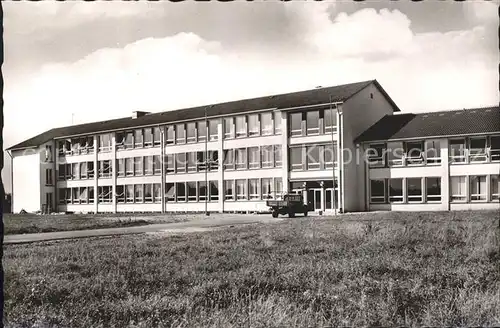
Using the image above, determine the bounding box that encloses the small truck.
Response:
[266,193,309,218]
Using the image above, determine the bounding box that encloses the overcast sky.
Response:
[2,1,499,191]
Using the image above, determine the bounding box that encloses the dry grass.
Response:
[4,210,500,327]
[4,213,195,235]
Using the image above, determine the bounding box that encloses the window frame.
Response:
[406,177,423,203]
[248,147,260,169]
[224,149,235,170]
[235,148,247,170]
[425,177,441,202]
[261,178,273,200]
[490,136,500,162]
[274,145,282,168]
[290,147,303,171]
[469,137,488,163]
[235,116,247,138]
[405,141,425,166]
[261,112,273,135]
[224,117,235,139]
[176,124,186,144]
[247,114,260,137]
[209,119,218,141]
[370,179,386,204]
[469,175,487,202]
[197,120,207,143]
[306,145,320,170]
[450,176,467,202]
[224,180,235,201]
[248,178,260,200]
[290,112,302,137]
[186,122,197,143]
[306,110,320,136]
[449,139,466,163]
[490,175,499,201]
[387,141,404,167]
[210,180,219,201]
[388,178,403,203]
[236,179,247,200]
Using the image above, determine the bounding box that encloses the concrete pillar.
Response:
[217,120,224,213]
[111,134,117,213]
[441,138,450,210]
[94,136,99,214]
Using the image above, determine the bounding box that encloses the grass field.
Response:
[4,211,500,327]
[3,213,198,235]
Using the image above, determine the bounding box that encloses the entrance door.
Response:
[324,188,339,212]
[307,189,323,212]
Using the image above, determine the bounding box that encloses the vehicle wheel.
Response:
[289,211,295,218]
[272,211,279,218]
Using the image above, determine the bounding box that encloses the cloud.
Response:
[4,5,497,151]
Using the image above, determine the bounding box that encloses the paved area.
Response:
[4,215,283,244]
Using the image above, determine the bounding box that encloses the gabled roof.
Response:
[355,106,500,143]
[8,80,398,151]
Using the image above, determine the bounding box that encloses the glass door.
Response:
[324,188,339,212]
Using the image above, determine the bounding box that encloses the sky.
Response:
[2,1,499,192]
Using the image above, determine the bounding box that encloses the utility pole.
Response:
[205,107,209,216]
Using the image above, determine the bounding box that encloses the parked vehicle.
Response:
[266,193,309,218]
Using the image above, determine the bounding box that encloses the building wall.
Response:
[12,149,41,213]
[342,83,398,212]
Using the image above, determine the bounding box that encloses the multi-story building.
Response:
[356,106,500,211]
[7,79,499,214]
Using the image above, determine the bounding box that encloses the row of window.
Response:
[370,174,499,204]
[368,135,500,168]
[450,175,499,202]
[59,177,285,204]
[57,161,111,180]
[289,108,337,137]
[166,151,219,174]
[115,127,163,150]
[224,178,283,201]
[222,146,282,171]
[289,144,337,171]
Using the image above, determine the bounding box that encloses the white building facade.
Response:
[9,80,498,214]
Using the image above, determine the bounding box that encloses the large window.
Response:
[165,183,175,202]
[166,154,175,174]
[274,111,282,134]
[144,184,153,203]
[208,151,218,171]
[323,144,336,169]
[153,155,161,175]
[248,147,260,169]
[166,125,175,145]
[153,127,161,147]
[144,156,153,175]
[124,132,134,149]
[469,138,487,162]
[176,153,186,173]
[98,186,112,204]
[153,183,161,203]
[290,147,302,171]
[275,178,283,198]
[210,181,219,201]
[224,149,235,170]
[209,119,218,141]
[134,129,143,148]
[491,175,499,201]
[58,164,65,180]
[88,187,95,204]
[225,180,235,200]
[79,162,87,179]
[248,114,259,137]
[261,113,273,135]
[198,181,207,202]
[290,112,302,137]
[187,152,197,173]
[261,178,273,200]
[235,116,246,138]
[197,121,207,142]
[72,163,80,180]
[126,158,134,176]
[224,118,234,139]
[388,178,403,203]
[306,111,320,135]
[144,128,153,147]
[186,122,196,143]
[405,141,424,165]
[236,179,247,200]
[306,146,320,170]
[98,134,112,152]
[425,140,441,164]
[261,146,273,168]
[126,185,134,203]
[387,142,404,166]
[490,136,500,161]
[116,186,125,203]
[324,108,337,134]
[134,157,143,176]
[470,175,486,201]
[176,124,186,144]
[407,178,423,202]
[117,159,125,177]
[274,145,282,167]
[368,144,385,167]
[370,180,385,203]
[236,148,247,170]
[426,177,441,202]
[134,184,144,203]
[187,182,197,202]
[249,179,259,200]
[450,176,466,202]
[450,139,466,163]
[176,182,186,202]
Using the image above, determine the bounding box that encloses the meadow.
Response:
[4,213,194,235]
[4,211,500,327]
